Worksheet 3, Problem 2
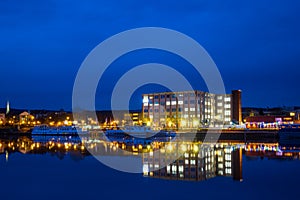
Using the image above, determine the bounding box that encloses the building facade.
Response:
[142,90,241,129]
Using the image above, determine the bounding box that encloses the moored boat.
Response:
[105,125,176,139]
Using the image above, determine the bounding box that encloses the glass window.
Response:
[225,97,231,102]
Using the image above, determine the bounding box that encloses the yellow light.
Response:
[81,146,85,150]
[181,120,186,126]
[138,144,143,150]
[166,144,173,152]
[193,145,199,152]
[290,112,295,117]
[193,120,199,127]
[181,144,187,152]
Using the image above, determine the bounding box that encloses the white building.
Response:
[142,90,241,129]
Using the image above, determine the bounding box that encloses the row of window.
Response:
[146,92,216,100]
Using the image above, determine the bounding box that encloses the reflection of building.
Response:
[245,142,300,160]
[143,143,243,181]
[142,90,242,129]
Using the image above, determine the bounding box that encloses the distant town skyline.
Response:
[1,0,300,110]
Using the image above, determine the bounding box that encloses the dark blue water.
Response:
[1,150,300,200]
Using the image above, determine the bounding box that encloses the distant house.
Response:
[0,113,5,125]
[245,115,294,129]
[19,111,34,125]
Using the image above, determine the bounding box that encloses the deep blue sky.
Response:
[0,0,299,110]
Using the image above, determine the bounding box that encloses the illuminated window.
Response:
[178,101,183,105]
[179,166,184,173]
[167,165,170,173]
[225,97,231,102]
[225,154,231,161]
[225,104,231,109]
[166,101,171,106]
[225,162,231,167]
[217,102,223,107]
[143,96,149,103]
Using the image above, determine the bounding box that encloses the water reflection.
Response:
[0,136,88,161]
[1,134,300,182]
[143,143,243,181]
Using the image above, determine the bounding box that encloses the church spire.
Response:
[6,101,10,115]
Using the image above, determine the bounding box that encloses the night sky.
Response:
[1,0,299,110]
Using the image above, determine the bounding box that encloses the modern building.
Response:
[142,90,242,129]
